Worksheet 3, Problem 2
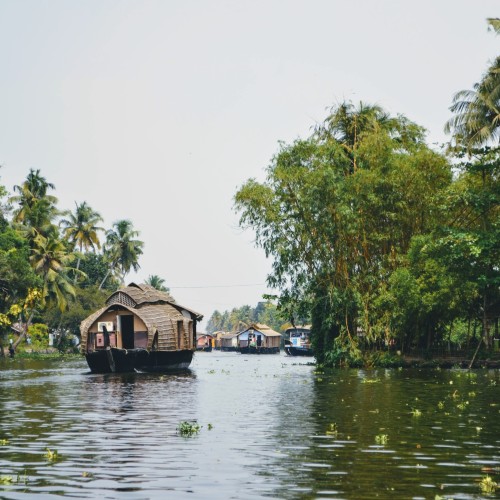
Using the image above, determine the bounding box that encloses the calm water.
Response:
[0,352,499,499]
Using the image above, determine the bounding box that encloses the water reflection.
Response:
[0,355,500,499]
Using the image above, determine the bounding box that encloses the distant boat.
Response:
[238,323,281,354]
[196,334,213,352]
[284,326,313,357]
[80,283,203,373]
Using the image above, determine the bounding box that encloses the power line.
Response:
[169,283,267,289]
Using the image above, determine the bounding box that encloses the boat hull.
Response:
[239,346,280,354]
[134,349,194,372]
[85,348,194,373]
[284,345,314,356]
[85,348,137,373]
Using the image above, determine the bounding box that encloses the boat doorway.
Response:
[121,315,135,349]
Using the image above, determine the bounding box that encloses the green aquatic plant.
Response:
[411,408,422,417]
[375,434,388,445]
[361,378,380,384]
[44,448,60,462]
[0,476,13,485]
[326,423,338,436]
[0,439,9,445]
[207,423,213,430]
[177,421,201,436]
[479,474,497,493]
[437,401,445,410]
[456,401,469,411]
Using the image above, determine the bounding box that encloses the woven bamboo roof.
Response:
[243,323,282,337]
[80,283,203,351]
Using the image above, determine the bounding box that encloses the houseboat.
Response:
[80,283,203,373]
[238,323,281,354]
[220,332,239,351]
[196,334,213,352]
[284,325,313,356]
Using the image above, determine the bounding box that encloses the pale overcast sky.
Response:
[0,1,498,328]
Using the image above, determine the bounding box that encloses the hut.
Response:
[238,323,281,354]
[220,332,239,351]
[80,282,203,373]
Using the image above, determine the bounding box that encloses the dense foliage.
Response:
[234,20,500,366]
[0,169,145,355]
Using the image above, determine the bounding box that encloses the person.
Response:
[8,343,14,358]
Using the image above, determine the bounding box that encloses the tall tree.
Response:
[445,19,500,149]
[9,168,59,238]
[30,232,78,312]
[235,101,451,364]
[100,220,144,288]
[59,201,104,277]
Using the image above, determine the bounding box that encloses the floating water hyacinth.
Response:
[177,421,201,436]
[375,434,388,445]
[479,475,498,493]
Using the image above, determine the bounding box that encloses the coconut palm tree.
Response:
[99,220,144,288]
[10,169,58,234]
[60,201,104,277]
[29,232,78,311]
[445,19,500,149]
[145,274,170,292]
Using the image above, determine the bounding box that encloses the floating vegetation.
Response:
[437,401,445,410]
[362,378,380,384]
[456,401,469,411]
[0,472,28,485]
[177,421,201,436]
[207,423,214,430]
[207,369,216,374]
[375,434,388,445]
[82,471,94,478]
[44,448,60,462]
[326,423,338,436]
[479,475,498,493]
[0,439,8,445]
[411,408,422,417]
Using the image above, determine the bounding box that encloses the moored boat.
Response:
[284,326,313,356]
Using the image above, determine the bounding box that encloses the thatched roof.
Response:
[80,283,203,352]
[243,323,282,337]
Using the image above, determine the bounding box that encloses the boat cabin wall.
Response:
[87,311,148,351]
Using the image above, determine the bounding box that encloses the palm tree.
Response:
[99,220,144,289]
[30,232,78,312]
[60,201,104,277]
[10,169,58,233]
[445,19,500,149]
[315,101,422,172]
[145,274,170,292]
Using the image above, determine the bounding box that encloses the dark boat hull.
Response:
[134,349,193,372]
[239,346,280,354]
[284,345,314,357]
[85,348,137,373]
[85,348,194,373]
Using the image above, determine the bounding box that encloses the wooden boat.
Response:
[238,323,281,354]
[80,283,203,373]
[196,334,213,352]
[284,326,313,356]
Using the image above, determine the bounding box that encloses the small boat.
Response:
[80,283,203,373]
[196,334,213,352]
[238,323,281,354]
[284,326,313,356]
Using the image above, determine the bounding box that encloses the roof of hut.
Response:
[106,282,202,319]
[244,323,282,337]
[80,283,203,349]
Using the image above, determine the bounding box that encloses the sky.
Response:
[0,0,498,329]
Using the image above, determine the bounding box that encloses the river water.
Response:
[0,351,499,499]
